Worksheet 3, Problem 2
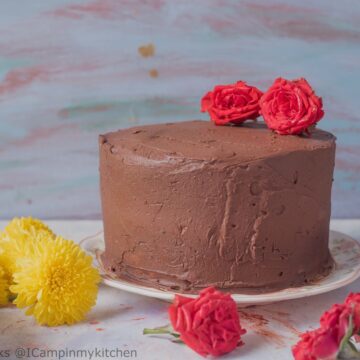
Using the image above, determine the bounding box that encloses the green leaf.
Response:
[338,314,360,359]
[337,342,360,359]
[339,314,355,354]
[171,339,185,344]
[347,340,359,353]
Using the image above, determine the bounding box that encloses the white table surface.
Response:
[0,220,359,360]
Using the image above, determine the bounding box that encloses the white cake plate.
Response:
[80,230,360,305]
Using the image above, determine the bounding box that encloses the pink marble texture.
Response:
[0,0,359,219]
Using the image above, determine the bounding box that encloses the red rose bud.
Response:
[292,327,340,360]
[201,81,263,125]
[319,304,352,344]
[168,287,246,357]
[260,78,324,135]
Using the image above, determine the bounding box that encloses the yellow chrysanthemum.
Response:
[0,217,54,277]
[0,265,9,305]
[11,235,100,326]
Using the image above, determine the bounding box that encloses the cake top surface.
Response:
[100,120,335,163]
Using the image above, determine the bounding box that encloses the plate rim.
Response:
[80,230,360,304]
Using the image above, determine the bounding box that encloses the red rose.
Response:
[293,293,360,360]
[201,81,263,125]
[319,304,351,343]
[345,292,360,333]
[168,287,246,357]
[292,328,340,360]
[260,77,324,135]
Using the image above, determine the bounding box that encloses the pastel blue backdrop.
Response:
[1,0,359,219]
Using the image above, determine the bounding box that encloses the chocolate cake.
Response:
[99,120,336,293]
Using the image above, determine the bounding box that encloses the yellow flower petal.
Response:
[11,235,100,326]
[0,217,54,277]
[0,265,9,305]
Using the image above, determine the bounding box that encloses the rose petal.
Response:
[200,81,263,125]
[260,77,324,135]
[168,287,245,357]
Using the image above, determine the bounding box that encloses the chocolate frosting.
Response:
[99,120,336,293]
